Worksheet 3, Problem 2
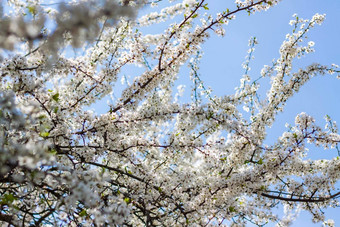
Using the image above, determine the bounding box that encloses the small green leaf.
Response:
[203,4,209,10]
[27,6,36,15]
[229,206,236,212]
[207,112,213,120]
[49,149,57,155]
[79,209,87,217]
[1,194,16,205]
[258,158,263,165]
[192,13,198,18]
[39,132,50,138]
[30,171,37,179]
[52,93,59,102]
[124,197,131,204]
[38,115,46,120]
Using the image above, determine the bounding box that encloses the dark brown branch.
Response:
[261,191,340,203]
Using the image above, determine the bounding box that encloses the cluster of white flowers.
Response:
[0,0,141,59]
[0,0,339,226]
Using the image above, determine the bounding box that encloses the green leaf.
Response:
[31,171,37,179]
[79,209,87,217]
[49,149,57,155]
[203,4,209,10]
[27,6,36,15]
[52,93,59,102]
[228,206,236,212]
[124,197,131,204]
[38,115,46,120]
[207,112,213,120]
[1,194,16,205]
[39,132,50,138]
[258,158,263,165]
[192,13,198,18]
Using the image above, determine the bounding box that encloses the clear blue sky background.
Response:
[91,0,340,225]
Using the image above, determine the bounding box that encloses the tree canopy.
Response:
[0,0,339,226]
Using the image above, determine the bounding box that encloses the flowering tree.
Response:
[1,0,340,226]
